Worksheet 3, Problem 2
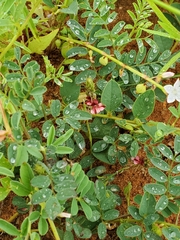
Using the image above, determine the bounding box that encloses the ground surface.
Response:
[1,0,180,239]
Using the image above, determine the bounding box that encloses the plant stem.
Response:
[86,120,92,150]
[171,41,179,53]
[175,212,180,225]
[0,213,19,233]
[25,205,34,240]
[0,0,42,61]
[119,1,148,52]
[59,36,166,94]
[92,113,142,127]
[151,0,180,16]
[157,221,180,229]
[0,100,15,141]
[20,118,31,139]
[48,218,61,240]
[7,212,19,223]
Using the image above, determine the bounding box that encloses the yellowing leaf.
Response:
[28,29,59,54]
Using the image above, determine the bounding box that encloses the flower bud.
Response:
[152,224,162,237]
[61,42,73,58]
[156,130,163,137]
[161,72,174,78]
[55,39,61,48]
[99,56,108,66]
[89,50,94,63]
[155,129,164,140]
[86,77,95,93]
[124,124,134,131]
[34,163,45,174]
[136,83,146,94]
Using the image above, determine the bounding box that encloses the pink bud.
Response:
[161,72,175,78]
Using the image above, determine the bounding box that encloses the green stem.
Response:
[24,205,34,240]
[172,117,179,126]
[48,218,61,240]
[41,103,48,121]
[92,113,141,127]
[0,100,12,134]
[0,100,16,141]
[113,167,130,178]
[6,213,19,224]
[0,0,42,61]
[110,217,180,229]
[151,0,180,16]
[20,118,31,139]
[119,2,147,52]
[176,212,180,225]
[59,36,166,94]
[86,120,92,150]
[12,104,31,139]
[171,41,179,53]
[157,221,180,229]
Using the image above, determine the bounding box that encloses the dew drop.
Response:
[75,30,80,35]
[173,178,180,184]
[101,143,106,149]
[79,67,85,71]
[120,157,126,163]
[78,142,84,150]
[93,126,99,132]
[153,48,158,53]
[33,111,38,116]
[10,158,16,164]
[43,132,48,138]
[103,136,108,142]
[70,102,77,109]
[65,110,70,114]
[13,145,17,151]
[69,66,75,71]
[176,165,180,171]
[169,232,176,238]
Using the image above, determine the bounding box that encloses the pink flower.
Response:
[131,156,144,165]
[85,97,105,114]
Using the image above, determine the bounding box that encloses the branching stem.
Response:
[59,35,166,94]
[48,218,61,240]
[0,0,42,61]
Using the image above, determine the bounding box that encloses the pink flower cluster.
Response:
[86,97,105,114]
[131,156,144,165]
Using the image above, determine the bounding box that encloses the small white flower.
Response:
[161,72,175,78]
[164,79,180,103]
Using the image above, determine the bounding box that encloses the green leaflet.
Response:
[28,29,59,54]
[101,80,123,112]
[132,90,155,119]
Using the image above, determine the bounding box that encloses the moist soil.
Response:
[1,0,180,239]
